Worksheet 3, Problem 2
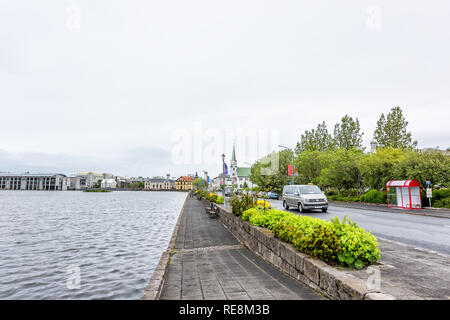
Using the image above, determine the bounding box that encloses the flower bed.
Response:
[195,190,224,204]
[241,207,380,269]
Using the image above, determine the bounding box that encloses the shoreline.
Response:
[141,192,189,300]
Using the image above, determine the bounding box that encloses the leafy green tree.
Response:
[392,150,450,190]
[294,150,332,185]
[295,121,334,153]
[94,179,102,188]
[192,178,207,190]
[333,115,364,150]
[319,149,364,194]
[371,106,417,150]
[250,149,298,193]
[358,147,406,190]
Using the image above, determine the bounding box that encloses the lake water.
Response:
[0,191,187,299]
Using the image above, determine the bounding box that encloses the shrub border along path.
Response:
[213,201,396,300]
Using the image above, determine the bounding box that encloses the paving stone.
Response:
[159,197,322,300]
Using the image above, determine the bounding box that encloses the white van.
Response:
[282,185,328,213]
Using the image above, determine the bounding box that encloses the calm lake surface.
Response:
[0,191,187,299]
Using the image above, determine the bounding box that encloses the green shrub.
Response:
[293,223,341,262]
[241,207,380,269]
[330,215,380,269]
[215,195,224,204]
[360,189,386,204]
[433,189,450,201]
[324,189,338,197]
[432,189,450,208]
[231,194,255,216]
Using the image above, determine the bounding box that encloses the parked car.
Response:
[224,187,232,197]
[282,185,328,213]
[267,191,279,200]
[257,191,266,198]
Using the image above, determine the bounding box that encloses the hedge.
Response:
[328,188,450,208]
[195,190,224,204]
[242,207,380,269]
[359,189,386,204]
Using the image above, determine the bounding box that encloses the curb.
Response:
[329,200,450,219]
[141,193,188,300]
[212,202,396,300]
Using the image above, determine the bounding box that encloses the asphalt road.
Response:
[267,199,450,256]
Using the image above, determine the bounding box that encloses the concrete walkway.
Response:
[329,200,450,219]
[159,197,322,300]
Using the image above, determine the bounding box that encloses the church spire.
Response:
[231,144,237,163]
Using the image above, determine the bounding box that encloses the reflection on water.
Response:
[0,191,186,299]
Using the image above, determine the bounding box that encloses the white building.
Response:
[212,144,254,190]
[76,172,105,188]
[101,178,117,189]
[145,174,175,190]
[0,173,69,190]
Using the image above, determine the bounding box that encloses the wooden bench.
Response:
[204,203,219,218]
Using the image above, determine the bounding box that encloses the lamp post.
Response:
[278,145,295,185]
[221,153,226,206]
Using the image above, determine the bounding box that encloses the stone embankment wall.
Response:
[212,201,395,300]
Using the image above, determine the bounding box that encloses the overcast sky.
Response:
[1,1,449,177]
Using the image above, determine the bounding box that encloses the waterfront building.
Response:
[212,173,230,189]
[102,173,115,179]
[176,176,195,190]
[0,173,69,190]
[67,176,85,190]
[115,176,131,189]
[101,178,117,189]
[76,172,104,188]
[212,144,254,190]
[145,174,175,190]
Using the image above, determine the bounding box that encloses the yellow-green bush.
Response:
[241,207,380,269]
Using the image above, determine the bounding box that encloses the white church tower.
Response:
[230,143,238,183]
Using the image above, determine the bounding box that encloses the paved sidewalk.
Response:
[159,197,322,300]
[329,200,450,219]
[350,238,450,300]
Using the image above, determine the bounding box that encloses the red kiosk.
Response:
[386,180,422,209]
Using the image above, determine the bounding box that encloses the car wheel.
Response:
[298,203,304,213]
[321,208,328,213]
[283,201,289,210]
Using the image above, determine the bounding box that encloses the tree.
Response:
[392,150,450,190]
[192,178,207,190]
[250,149,298,194]
[333,115,364,150]
[358,147,406,190]
[371,106,417,150]
[319,148,364,194]
[295,121,334,153]
[94,179,102,188]
[294,150,332,185]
